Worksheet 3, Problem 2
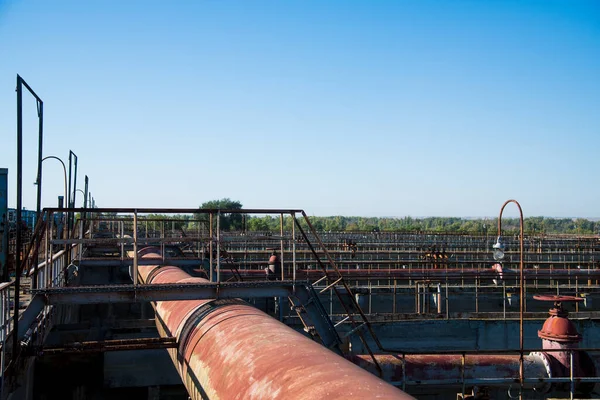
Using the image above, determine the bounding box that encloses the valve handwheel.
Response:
[533,295,583,303]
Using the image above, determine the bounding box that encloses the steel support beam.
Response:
[33,337,177,355]
[33,281,300,304]
[44,207,304,214]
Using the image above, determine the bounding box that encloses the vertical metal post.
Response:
[78,211,84,258]
[42,211,50,289]
[524,273,527,312]
[424,284,428,313]
[279,213,285,320]
[503,280,506,320]
[83,176,88,209]
[368,281,372,314]
[280,213,284,281]
[14,75,23,357]
[197,217,201,257]
[415,282,418,314]
[292,212,296,283]
[209,213,213,282]
[67,150,78,236]
[445,277,449,319]
[160,219,167,263]
[570,349,574,400]
[120,221,124,262]
[35,101,43,218]
[88,195,94,236]
[518,213,524,400]
[437,283,442,314]
[461,352,466,399]
[133,210,138,285]
[0,169,8,283]
[48,221,54,287]
[82,175,88,231]
[216,211,221,283]
[161,220,165,263]
[576,276,579,312]
[475,275,479,313]
[393,279,397,314]
[401,353,406,392]
[67,152,72,231]
[72,152,78,212]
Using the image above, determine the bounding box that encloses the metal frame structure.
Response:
[5,205,600,399]
[15,74,43,358]
[10,208,386,372]
[2,208,600,394]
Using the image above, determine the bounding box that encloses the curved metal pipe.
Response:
[497,199,525,396]
[137,247,413,400]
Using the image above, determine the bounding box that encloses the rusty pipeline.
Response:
[136,247,413,400]
[347,353,554,391]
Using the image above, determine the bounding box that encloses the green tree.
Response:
[197,198,244,231]
[247,216,272,232]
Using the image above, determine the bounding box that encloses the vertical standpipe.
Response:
[136,247,414,400]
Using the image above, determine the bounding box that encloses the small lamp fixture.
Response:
[493,236,505,261]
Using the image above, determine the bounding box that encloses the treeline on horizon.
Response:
[139,214,598,235]
[96,199,598,235]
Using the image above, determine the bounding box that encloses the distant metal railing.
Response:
[36,250,67,289]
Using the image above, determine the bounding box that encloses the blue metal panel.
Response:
[0,168,7,281]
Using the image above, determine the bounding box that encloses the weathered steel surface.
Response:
[138,248,414,400]
[348,354,549,390]
[539,317,582,342]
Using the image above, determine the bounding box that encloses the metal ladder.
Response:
[219,247,243,282]
[292,212,384,375]
[287,283,343,353]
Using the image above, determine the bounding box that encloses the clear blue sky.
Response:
[1,0,598,218]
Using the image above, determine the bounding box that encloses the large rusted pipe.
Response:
[137,247,413,400]
[347,354,552,392]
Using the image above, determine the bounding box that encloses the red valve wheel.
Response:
[533,294,583,302]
